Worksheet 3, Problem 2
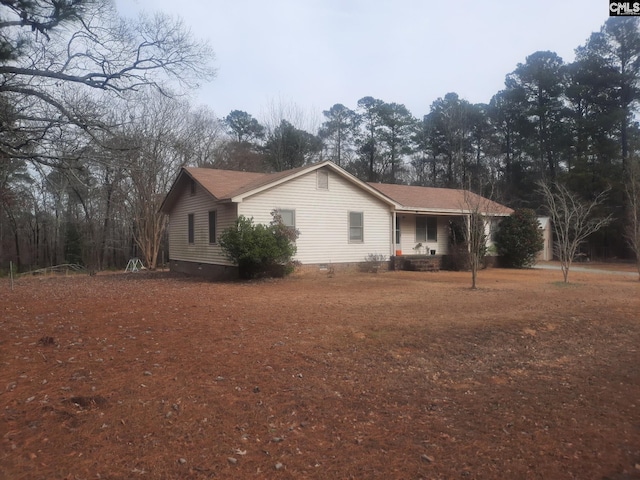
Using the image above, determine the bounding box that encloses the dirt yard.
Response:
[1,266,640,480]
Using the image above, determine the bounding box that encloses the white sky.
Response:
[114,0,608,123]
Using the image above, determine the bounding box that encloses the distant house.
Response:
[160,161,512,279]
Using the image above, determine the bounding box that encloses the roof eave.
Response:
[396,206,466,215]
[395,206,512,216]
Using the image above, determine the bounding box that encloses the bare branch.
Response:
[0,1,215,168]
[624,159,640,280]
[538,181,613,283]
[458,180,502,289]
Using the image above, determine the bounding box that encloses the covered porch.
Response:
[392,212,462,258]
[388,211,455,272]
[389,210,502,272]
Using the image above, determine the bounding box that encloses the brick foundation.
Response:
[391,254,442,272]
[170,259,239,281]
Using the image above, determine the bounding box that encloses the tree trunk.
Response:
[99,177,115,270]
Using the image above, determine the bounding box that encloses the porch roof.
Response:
[367,183,513,216]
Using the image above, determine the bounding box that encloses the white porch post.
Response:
[392,211,397,256]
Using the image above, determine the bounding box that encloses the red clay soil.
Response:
[1,266,640,480]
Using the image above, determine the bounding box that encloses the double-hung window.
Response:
[349,211,364,242]
[416,217,437,242]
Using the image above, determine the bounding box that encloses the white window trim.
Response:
[277,208,296,228]
[416,216,438,243]
[349,211,364,243]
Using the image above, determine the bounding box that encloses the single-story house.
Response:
[160,160,513,279]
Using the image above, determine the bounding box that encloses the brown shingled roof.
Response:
[368,183,512,215]
[161,162,511,217]
[184,164,317,200]
[183,167,267,200]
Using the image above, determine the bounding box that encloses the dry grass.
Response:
[1,267,639,479]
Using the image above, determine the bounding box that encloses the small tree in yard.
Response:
[495,208,544,268]
[450,190,493,289]
[539,182,613,283]
[458,187,497,290]
[219,210,299,279]
[466,212,487,290]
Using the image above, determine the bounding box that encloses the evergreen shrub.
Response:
[495,208,544,268]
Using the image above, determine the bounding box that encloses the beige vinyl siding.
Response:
[167,186,236,265]
[238,169,393,264]
[396,215,451,255]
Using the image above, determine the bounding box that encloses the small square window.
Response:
[278,209,295,228]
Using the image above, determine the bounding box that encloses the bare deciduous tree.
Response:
[0,0,214,271]
[538,181,613,283]
[466,210,486,290]
[0,0,215,167]
[174,106,224,168]
[120,93,216,269]
[261,97,319,135]
[460,188,497,289]
[625,160,640,280]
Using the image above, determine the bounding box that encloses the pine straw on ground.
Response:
[1,268,639,480]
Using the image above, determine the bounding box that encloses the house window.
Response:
[427,217,437,242]
[416,217,427,242]
[278,209,295,228]
[395,216,401,244]
[349,211,364,242]
[208,210,217,244]
[416,217,438,242]
[189,179,196,195]
[317,170,329,189]
[188,213,194,244]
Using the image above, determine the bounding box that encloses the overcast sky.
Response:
[113,0,608,124]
